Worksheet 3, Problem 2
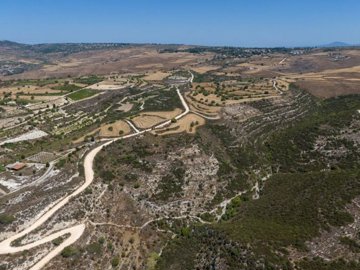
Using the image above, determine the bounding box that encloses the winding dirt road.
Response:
[0,82,192,269]
[272,79,284,95]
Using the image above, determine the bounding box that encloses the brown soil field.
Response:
[99,120,131,137]
[190,65,220,74]
[1,47,213,80]
[0,86,62,96]
[295,79,360,98]
[190,86,276,107]
[87,83,129,90]
[216,50,360,81]
[153,113,205,135]
[17,95,62,101]
[72,120,131,143]
[135,63,164,69]
[132,108,182,129]
[192,93,223,104]
[185,93,221,116]
[285,63,360,98]
[191,82,216,91]
[143,71,170,81]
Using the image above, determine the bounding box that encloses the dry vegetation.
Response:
[143,71,170,81]
[1,42,360,270]
[153,113,205,135]
[131,108,182,129]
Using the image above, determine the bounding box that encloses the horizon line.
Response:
[1,39,359,49]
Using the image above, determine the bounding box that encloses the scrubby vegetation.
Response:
[155,94,360,269]
[142,88,183,111]
[67,89,97,101]
[52,83,82,92]
[73,75,104,85]
[0,214,15,225]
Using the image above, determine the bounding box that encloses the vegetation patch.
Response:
[74,75,104,85]
[156,94,360,269]
[0,214,15,225]
[61,246,79,258]
[52,83,82,92]
[68,89,98,101]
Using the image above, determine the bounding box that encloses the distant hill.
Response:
[0,40,28,49]
[320,41,355,48]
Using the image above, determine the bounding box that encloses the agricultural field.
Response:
[0,42,359,270]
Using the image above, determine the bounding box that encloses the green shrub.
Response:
[0,214,15,225]
[111,256,120,267]
[61,246,79,257]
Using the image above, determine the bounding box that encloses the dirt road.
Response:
[0,80,192,269]
[272,79,283,94]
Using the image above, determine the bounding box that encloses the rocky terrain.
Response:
[0,43,359,270]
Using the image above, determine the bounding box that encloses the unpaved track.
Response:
[272,79,283,95]
[279,57,287,65]
[154,87,190,129]
[191,110,221,120]
[125,119,140,133]
[0,80,191,269]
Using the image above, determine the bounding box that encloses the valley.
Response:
[0,42,359,270]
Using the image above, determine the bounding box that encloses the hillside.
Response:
[0,43,359,270]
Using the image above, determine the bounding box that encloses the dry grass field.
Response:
[1,47,213,80]
[17,95,61,101]
[224,49,360,98]
[131,108,182,129]
[1,42,360,270]
[285,64,360,98]
[1,85,62,96]
[190,65,220,74]
[153,113,205,135]
[188,78,278,113]
[143,71,170,81]
[72,120,131,143]
[98,120,131,137]
[185,93,221,117]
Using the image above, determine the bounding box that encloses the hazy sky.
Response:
[0,0,359,47]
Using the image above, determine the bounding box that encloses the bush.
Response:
[87,242,102,255]
[0,214,15,225]
[52,237,64,246]
[111,256,120,267]
[61,246,79,257]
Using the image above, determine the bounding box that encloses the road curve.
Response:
[272,79,283,95]
[154,88,190,130]
[0,82,192,270]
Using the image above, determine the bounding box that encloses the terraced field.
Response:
[0,43,360,270]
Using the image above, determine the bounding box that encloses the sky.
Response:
[0,0,359,47]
